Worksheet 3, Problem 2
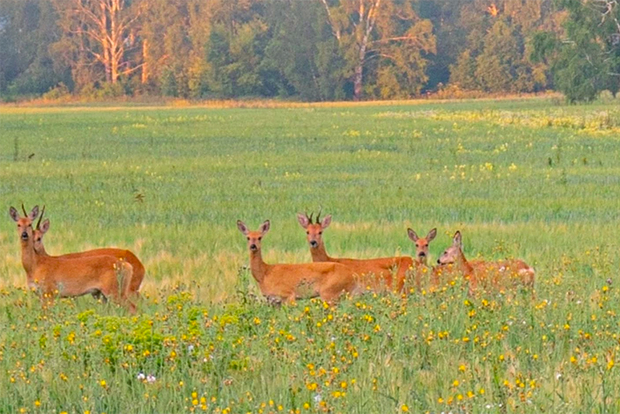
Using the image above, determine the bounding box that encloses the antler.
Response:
[308,212,314,225]
[36,205,45,230]
[316,206,322,224]
[21,203,27,216]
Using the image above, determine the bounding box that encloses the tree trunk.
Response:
[354,35,369,101]
[141,38,149,84]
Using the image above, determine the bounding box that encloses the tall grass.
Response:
[0,98,619,413]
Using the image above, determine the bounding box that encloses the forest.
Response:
[1,0,619,102]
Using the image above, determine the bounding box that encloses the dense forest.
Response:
[1,0,619,102]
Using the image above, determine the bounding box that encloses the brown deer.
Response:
[406,228,437,288]
[437,230,535,295]
[237,220,361,304]
[10,205,135,311]
[296,212,413,292]
[33,209,145,298]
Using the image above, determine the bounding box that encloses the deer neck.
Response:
[456,249,474,275]
[311,241,332,262]
[19,239,39,281]
[38,244,50,257]
[249,249,269,285]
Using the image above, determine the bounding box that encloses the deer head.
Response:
[9,204,39,244]
[437,231,463,265]
[33,207,50,254]
[407,227,437,264]
[296,211,331,249]
[237,220,270,252]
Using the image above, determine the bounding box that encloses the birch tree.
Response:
[53,0,141,84]
[320,0,435,100]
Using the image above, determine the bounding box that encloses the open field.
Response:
[1,98,620,413]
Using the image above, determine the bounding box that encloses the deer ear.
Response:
[453,231,462,248]
[427,228,437,242]
[321,215,332,229]
[29,205,39,221]
[297,213,309,229]
[9,207,19,222]
[40,219,50,234]
[260,220,270,235]
[407,228,419,242]
[237,220,249,235]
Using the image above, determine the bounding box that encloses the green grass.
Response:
[1,97,620,413]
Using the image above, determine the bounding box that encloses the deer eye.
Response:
[306,231,309,235]
[258,237,262,241]
[318,231,322,235]
[246,237,250,240]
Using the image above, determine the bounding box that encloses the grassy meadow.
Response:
[1,97,620,413]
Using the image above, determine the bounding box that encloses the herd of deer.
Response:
[237,212,535,304]
[9,205,535,312]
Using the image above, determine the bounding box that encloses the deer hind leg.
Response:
[394,266,409,293]
[98,263,136,313]
[92,291,108,303]
[467,274,478,297]
[320,275,358,304]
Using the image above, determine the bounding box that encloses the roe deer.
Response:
[10,205,135,311]
[237,219,360,304]
[297,212,414,292]
[406,227,437,288]
[437,231,535,295]
[33,209,145,298]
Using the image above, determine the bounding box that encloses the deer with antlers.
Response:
[237,220,361,304]
[437,230,535,295]
[10,205,135,311]
[33,208,145,298]
[297,211,414,293]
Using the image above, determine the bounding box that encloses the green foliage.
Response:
[543,0,620,102]
[263,0,345,101]
[0,0,614,101]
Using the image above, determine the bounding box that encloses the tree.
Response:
[0,0,65,95]
[52,0,141,85]
[205,0,271,97]
[320,0,435,100]
[263,0,345,100]
[475,19,528,93]
[539,0,620,101]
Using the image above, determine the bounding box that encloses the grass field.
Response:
[1,97,620,413]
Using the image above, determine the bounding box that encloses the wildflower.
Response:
[100,380,107,388]
[401,404,409,412]
[147,374,156,383]
[137,372,146,380]
[187,345,195,352]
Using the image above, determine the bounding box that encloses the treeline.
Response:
[0,0,618,102]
